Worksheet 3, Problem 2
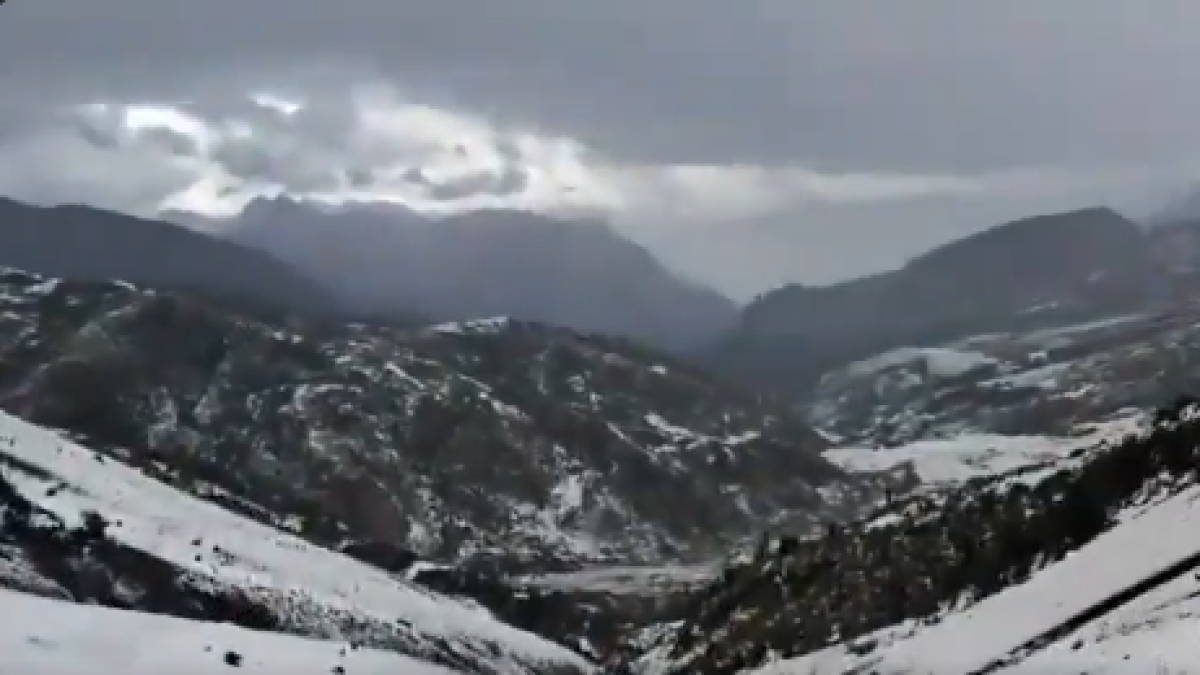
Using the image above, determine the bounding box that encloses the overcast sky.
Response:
[2,1,1200,299]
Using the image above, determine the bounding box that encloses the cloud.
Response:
[0,79,999,224]
[3,1,1200,297]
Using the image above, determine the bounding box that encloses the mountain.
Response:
[636,399,1200,674]
[5,256,1200,671]
[0,408,592,674]
[0,197,342,321]
[0,265,871,575]
[176,197,738,353]
[710,207,1165,397]
[810,306,1200,447]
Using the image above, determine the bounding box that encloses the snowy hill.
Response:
[634,399,1200,674]
[822,414,1145,492]
[0,407,589,674]
[0,589,464,674]
[711,207,1162,398]
[0,265,866,574]
[747,478,1200,673]
[811,307,1200,446]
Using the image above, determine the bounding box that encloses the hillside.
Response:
[0,406,589,674]
[1,258,1200,671]
[176,197,739,353]
[0,265,867,575]
[635,399,1200,674]
[810,306,1200,447]
[711,207,1167,397]
[0,197,341,321]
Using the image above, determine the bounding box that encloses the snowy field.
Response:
[519,563,720,595]
[823,414,1145,488]
[0,588,459,675]
[0,410,591,674]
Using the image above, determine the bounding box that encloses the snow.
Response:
[519,563,719,595]
[839,347,996,380]
[428,317,511,334]
[1008,571,1200,673]
[823,416,1141,487]
[745,484,1200,674]
[1016,314,1146,347]
[0,410,590,673]
[0,588,458,675]
[876,488,1200,672]
[979,361,1074,390]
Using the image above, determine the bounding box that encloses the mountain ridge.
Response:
[710,206,1182,398]
[168,196,739,354]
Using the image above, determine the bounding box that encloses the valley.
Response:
[3,200,1200,673]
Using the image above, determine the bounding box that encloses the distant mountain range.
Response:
[169,197,738,353]
[16,189,1200,402]
[0,197,342,321]
[706,206,1200,397]
[0,194,739,353]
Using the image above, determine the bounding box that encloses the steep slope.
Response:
[0,407,589,674]
[637,398,1200,674]
[712,207,1162,396]
[0,197,341,321]
[0,265,867,574]
[193,197,738,352]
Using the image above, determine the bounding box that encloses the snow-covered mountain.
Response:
[0,406,589,674]
[635,399,1200,674]
[7,248,1200,672]
[710,207,1163,397]
[811,306,1200,446]
[0,265,872,575]
[0,589,470,674]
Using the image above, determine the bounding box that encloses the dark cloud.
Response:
[3,1,1199,169]
[1,0,1199,297]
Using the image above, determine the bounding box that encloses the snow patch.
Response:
[840,347,997,380]
[0,588,459,674]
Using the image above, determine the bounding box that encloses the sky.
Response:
[2,1,1200,300]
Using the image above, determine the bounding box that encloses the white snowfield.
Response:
[749,485,1200,674]
[0,410,592,674]
[0,588,459,675]
[519,562,720,595]
[838,347,998,381]
[823,415,1144,488]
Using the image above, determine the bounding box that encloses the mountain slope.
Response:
[0,265,866,574]
[0,589,463,675]
[191,197,738,352]
[811,306,1200,446]
[0,197,341,320]
[712,207,1163,396]
[0,407,589,674]
[636,397,1200,674]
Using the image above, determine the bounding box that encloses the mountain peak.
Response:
[213,200,738,352]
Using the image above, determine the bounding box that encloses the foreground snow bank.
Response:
[0,409,591,673]
[750,485,1200,674]
[0,588,460,675]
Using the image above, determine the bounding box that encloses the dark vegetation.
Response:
[656,396,1200,675]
